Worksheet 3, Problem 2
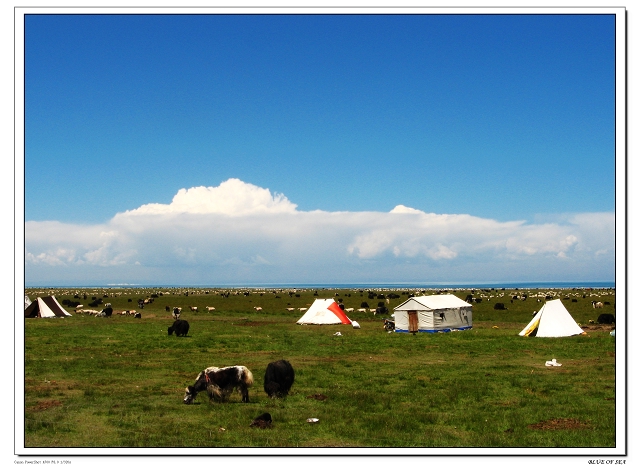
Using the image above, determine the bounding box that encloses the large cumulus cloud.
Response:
[24,179,615,284]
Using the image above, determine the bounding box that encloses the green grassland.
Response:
[22,286,617,449]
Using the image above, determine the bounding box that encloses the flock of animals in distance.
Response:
[27,286,615,429]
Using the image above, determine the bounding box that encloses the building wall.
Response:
[394,306,472,333]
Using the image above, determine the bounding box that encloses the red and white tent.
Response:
[296,299,351,325]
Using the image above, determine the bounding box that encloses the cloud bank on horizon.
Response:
[24,179,615,285]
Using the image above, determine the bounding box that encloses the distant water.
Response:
[26,281,615,289]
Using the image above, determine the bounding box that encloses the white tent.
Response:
[393,294,472,333]
[296,299,352,325]
[24,296,72,318]
[24,295,32,309]
[519,299,583,337]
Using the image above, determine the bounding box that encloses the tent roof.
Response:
[24,296,72,318]
[297,299,351,325]
[394,294,472,312]
[519,299,583,337]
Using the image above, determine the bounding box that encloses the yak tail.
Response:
[243,366,254,387]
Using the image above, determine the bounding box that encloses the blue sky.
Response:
[23,12,619,286]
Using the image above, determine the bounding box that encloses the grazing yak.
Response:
[183,365,254,404]
[597,313,615,325]
[263,360,295,398]
[168,319,189,336]
[102,304,113,317]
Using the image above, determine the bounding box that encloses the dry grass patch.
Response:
[28,400,63,412]
[580,325,614,332]
[527,418,592,430]
[493,399,520,407]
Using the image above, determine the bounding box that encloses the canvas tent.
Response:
[24,296,72,318]
[393,294,472,333]
[296,299,352,325]
[24,295,32,309]
[519,299,583,337]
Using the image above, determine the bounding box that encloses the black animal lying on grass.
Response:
[183,365,254,404]
[168,319,189,336]
[250,413,273,428]
[264,360,295,398]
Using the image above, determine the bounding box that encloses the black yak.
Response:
[597,313,615,325]
[183,365,254,404]
[264,360,295,398]
[168,319,189,336]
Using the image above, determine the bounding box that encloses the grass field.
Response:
[22,286,617,450]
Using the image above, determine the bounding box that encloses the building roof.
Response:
[394,293,472,311]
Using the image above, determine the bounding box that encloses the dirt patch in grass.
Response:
[494,399,520,407]
[581,325,615,332]
[527,418,592,430]
[307,393,328,401]
[28,400,63,412]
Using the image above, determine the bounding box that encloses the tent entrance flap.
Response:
[408,311,418,333]
[327,301,351,325]
[521,315,541,337]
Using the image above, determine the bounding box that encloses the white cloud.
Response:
[123,178,297,216]
[390,204,424,214]
[24,179,616,284]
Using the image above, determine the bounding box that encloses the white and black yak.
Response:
[168,319,189,336]
[183,366,254,404]
[263,360,295,398]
